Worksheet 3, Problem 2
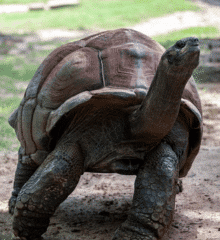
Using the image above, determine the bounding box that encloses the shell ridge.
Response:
[17,105,26,154]
[46,91,93,134]
[21,98,37,155]
[179,98,202,178]
[98,50,105,87]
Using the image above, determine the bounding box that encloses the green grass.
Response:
[0,96,21,152]
[153,26,220,49]
[0,55,43,152]
[0,0,47,3]
[0,0,200,33]
[0,56,38,81]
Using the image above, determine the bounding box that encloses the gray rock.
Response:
[47,0,79,9]
[29,3,46,11]
[209,48,220,62]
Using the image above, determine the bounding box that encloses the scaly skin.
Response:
[112,142,179,240]
[12,140,84,239]
[9,147,38,215]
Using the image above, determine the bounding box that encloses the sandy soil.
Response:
[0,83,220,240]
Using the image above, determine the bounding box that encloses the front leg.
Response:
[12,141,84,240]
[113,142,180,240]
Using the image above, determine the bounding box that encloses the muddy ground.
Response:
[0,83,220,240]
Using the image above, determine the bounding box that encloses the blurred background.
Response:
[0,0,220,152]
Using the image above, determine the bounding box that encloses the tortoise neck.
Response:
[129,63,194,145]
[149,64,193,102]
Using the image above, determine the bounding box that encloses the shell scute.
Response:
[46,91,93,134]
[100,42,161,89]
[84,28,164,53]
[38,47,101,110]
[21,98,37,155]
[24,64,44,100]
[24,41,85,101]
[32,105,51,151]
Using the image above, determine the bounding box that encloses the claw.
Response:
[9,195,17,215]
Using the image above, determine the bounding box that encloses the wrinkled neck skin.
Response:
[151,61,194,102]
[129,60,195,146]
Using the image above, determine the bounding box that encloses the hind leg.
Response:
[113,142,180,240]
[9,147,38,215]
[12,141,84,240]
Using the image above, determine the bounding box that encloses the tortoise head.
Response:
[161,37,200,74]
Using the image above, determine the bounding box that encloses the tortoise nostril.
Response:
[190,37,199,46]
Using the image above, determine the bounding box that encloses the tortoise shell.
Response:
[9,28,202,177]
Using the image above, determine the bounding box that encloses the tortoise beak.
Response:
[174,37,200,67]
[177,37,200,56]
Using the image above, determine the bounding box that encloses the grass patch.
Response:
[0,54,43,152]
[0,0,200,33]
[0,76,26,94]
[0,55,40,81]
[153,26,220,49]
[0,0,47,3]
[0,96,21,152]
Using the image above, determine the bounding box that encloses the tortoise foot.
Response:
[112,220,157,240]
[13,214,49,240]
[9,195,17,215]
[176,179,183,194]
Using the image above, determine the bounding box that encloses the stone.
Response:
[209,48,220,62]
[47,0,79,9]
[29,3,46,11]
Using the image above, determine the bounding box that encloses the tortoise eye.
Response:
[176,41,186,49]
[168,59,173,64]
[167,54,173,64]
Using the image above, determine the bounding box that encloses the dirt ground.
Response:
[0,83,219,240]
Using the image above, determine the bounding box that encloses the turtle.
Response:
[8,28,202,240]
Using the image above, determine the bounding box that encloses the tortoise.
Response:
[8,28,202,240]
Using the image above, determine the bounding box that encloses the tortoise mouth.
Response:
[180,44,200,59]
[176,37,200,62]
[179,44,200,54]
[172,43,200,67]
[175,37,199,49]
